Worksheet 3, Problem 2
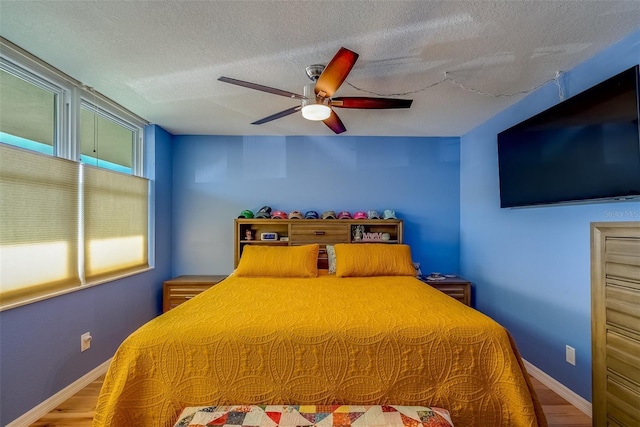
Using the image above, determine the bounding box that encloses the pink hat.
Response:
[337,211,352,219]
[353,211,367,219]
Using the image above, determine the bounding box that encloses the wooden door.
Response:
[591,221,640,426]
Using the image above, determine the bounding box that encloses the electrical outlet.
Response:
[81,332,92,352]
[566,345,575,366]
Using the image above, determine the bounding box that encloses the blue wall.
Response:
[171,135,461,276]
[459,29,640,401]
[0,124,174,426]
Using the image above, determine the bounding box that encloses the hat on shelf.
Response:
[289,210,304,219]
[367,210,381,219]
[272,210,288,219]
[383,209,397,219]
[337,211,352,219]
[238,209,254,219]
[304,210,319,219]
[353,211,367,220]
[322,210,337,219]
[255,206,272,218]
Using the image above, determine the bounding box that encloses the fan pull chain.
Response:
[93,90,98,157]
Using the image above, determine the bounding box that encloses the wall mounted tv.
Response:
[497,65,640,208]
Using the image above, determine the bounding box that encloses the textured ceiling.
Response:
[1,1,639,137]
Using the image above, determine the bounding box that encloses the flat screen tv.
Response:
[497,65,640,208]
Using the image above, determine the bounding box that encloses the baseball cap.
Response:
[255,206,272,218]
[289,210,304,219]
[237,209,254,219]
[367,210,381,219]
[353,211,367,219]
[304,210,319,219]
[322,210,337,219]
[383,209,397,219]
[272,210,288,219]
[337,211,352,219]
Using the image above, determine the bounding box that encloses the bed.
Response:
[93,243,547,427]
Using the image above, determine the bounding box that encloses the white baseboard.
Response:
[6,358,112,427]
[523,358,592,418]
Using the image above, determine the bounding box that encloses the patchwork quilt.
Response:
[173,405,454,427]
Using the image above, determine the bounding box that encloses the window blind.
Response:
[0,144,150,308]
[0,144,80,303]
[0,69,56,147]
[80,106,134,170]
[83,165,149,281]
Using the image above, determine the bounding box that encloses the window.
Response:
[0,38,150,310]
[83,165,149,281]
[0,66,61,155]
[0,146,80,301]
[80,101,139,174]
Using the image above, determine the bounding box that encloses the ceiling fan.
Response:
[218,47,413,134]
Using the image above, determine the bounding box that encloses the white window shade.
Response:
[0,68,56,151]
[80,106,135,172]
[0,39,151,310]
[83,165,149,281]
[0,145,80,303]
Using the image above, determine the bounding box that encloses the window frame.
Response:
[1,37,147,174]
[0,53,68,157]
[0,37,151,311]
[79,90,144,176]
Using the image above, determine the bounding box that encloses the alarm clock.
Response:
[260,232,279,241]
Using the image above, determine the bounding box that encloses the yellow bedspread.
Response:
[93,274,547,427]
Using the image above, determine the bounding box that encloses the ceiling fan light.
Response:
[301,83,331,121]
[302,104,331,121]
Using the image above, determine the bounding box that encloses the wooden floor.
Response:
[30,374,592,426]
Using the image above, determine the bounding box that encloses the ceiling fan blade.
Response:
[315,47,359,98]
[331,97,413,109]
[322,110,347,134]
[251,105,302,125]
[218,76,304,99]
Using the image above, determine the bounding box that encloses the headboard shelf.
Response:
[234,218,404,268]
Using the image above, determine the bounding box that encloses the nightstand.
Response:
[419,276,471,307]
[162,275,227,312]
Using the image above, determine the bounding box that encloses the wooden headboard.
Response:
[234,218,404,269]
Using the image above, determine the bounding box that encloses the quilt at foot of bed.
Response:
[173,405,454,427]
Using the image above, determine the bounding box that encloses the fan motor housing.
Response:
[305,64,325,81]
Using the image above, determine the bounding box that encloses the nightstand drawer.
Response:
[420,277,471,307]
[163,275,227,312]
[429,283,467,303]
[168,284,213,309]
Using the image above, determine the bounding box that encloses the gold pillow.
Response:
[334,243,416,277]
[235,244,319,277]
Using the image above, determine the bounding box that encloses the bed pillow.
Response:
[326,244,337,274]
[334,243,416,277]
[235,244,319,277]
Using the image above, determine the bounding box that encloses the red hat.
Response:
[337,211,352,219]
[353,211,367,219]
[271,210,288,219]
